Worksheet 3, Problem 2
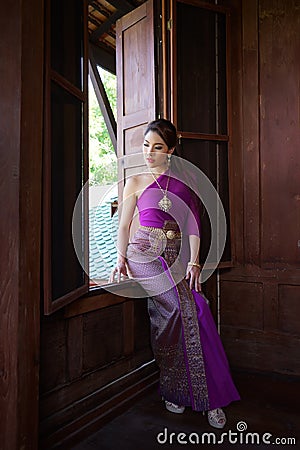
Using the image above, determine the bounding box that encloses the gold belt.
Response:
[139,225,182,240]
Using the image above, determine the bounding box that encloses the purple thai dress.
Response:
[126,172,240,411]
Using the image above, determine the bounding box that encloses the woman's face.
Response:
[143,130,172,169]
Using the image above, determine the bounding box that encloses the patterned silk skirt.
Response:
[126,225,240,411]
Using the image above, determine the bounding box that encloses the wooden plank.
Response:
[51,70,85,101]
[278,284,300,335]
[178,131,229,141]
[225,8,236,266]
[44,0,89,314]
[83,0,90,301]
[44,285,89,316]
[259,0,300,267]
[107,0,136,13]
[82,306,123,370]
[170,0,177,125]
[0,1,21,447]
[222,327,300,375]
[40,348,154,418]
[64,282,147,318]
[221,280,264,329]
[40,314,68,393]
[89,42,116,74]
[40,366,158,448]
[116,0,156,205]
[220,264,274,280]
[242,0,260,266]
[67,317,83,380]
[123,301,135,355]
[90,9,125,42]
[162,0,168,118]
[89,1,110,18]
[262,282,279,331]
[220,265,300,285]
[123,110,153,129]
[0,0,44,447]
[18,0,44,445]
[43,0,52,314]
[177,0,230,13]
[64,292,127,317]
[117,2,147,32]
[225,0,243,264]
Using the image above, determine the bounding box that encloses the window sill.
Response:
[64,279,147,318]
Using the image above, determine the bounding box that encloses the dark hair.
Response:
[144,119,178,150]
[145,120,202,215]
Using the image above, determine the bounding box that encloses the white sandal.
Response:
[207,408,226,429]
[165,400,185,414]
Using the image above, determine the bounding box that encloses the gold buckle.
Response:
[166,230,176,239]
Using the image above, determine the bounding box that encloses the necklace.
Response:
[150,170,172,212]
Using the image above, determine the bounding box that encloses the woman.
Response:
[110,119,240,428]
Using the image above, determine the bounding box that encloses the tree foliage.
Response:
[89,67,117,185]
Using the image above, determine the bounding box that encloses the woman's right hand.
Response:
[109,259,128,283]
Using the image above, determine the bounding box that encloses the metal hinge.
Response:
[167,18,173,30]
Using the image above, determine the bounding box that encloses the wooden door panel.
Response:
[116,0,156,179]
[260,0,300,267]
[124,124,149,156]
[221,280,264,329]
[278,284,300,335]
[170,0,233,266]
[116,0,157,243]
[123,22,154,116]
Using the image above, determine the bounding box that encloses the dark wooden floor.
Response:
[73,371,300,450]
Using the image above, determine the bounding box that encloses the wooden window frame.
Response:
[168,0,235,267]
[43,0,235,316]
[43,0,146,316]
[43,0,89,314]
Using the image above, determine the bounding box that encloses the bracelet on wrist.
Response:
[187,261,201,269]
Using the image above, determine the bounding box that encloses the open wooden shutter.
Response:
[116,0,157,214]
[169,0,233,266]
[43,0,89,314]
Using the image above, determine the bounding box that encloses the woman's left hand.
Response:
[185,265,202,292]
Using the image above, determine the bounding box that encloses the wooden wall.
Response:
[0,0,43,448]
[38,5,300,449]
[220,0,300,375]
[1,1,299,449]
[39,295,156,448]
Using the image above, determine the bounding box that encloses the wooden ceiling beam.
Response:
[89,1,110,18]
[107,0,136,13]
[89,16,102,28]
[90,9,124,42]
[88,0,135,13]
[90,42,116,74]
[88,0,139,45]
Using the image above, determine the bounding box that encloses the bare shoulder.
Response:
[125,173,150,192]
[123,173,145,198]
